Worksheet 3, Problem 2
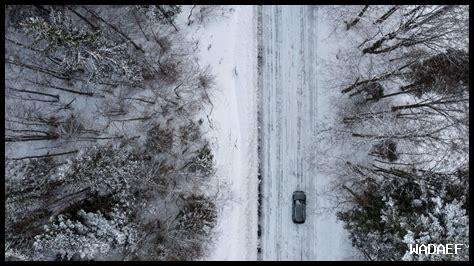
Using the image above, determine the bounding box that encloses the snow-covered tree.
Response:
[32,208,138,261]
[6,5,219,261]
[6,139,218,261]
[401,199,469,261]
[361,5,468,55]
[337,163,469,261]
[20,9,143,83]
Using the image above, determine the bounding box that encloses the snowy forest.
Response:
[5,5,229,261]
[3,5,470,262]
[322,5,469,261]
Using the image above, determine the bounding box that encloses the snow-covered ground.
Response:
[259,6,360,260]
[6,5,467,261]
[180,5,259,260]
[182,5,361,261]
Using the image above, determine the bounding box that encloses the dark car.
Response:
[292,191,306,223]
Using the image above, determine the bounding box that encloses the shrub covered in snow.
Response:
[404,49,469,98]
[176,194,217,237]
[188,144,215,177]
[147,124,174,153]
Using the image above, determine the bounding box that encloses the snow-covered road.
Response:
[259,5,356,260]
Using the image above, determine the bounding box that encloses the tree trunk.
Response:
[343,110,393,123]
[7,86,60,100]
[28,80,94,96]
[132,11,150,41]
[391,98,468,112]
[345,5,369,30]
[7,150,78,161]
[156,5,179,32]
[82,6,145,53]
[67,6,100,30]
[374,6,400,24]
[187,5,196,26]
[5,135,59,142]
[6,128,52,135]
[5,59,69,81]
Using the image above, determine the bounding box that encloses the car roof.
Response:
[293,200,306,222]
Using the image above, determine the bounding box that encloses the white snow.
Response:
[259,6,360,260]
[180,5,259,260]
[183,5,362,261]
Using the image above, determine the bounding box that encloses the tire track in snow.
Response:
[260,5,320,261]
[275,5,283,260]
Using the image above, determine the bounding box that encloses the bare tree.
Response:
[361,5,468,54]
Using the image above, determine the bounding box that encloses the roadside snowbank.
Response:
[182,5,258,260]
